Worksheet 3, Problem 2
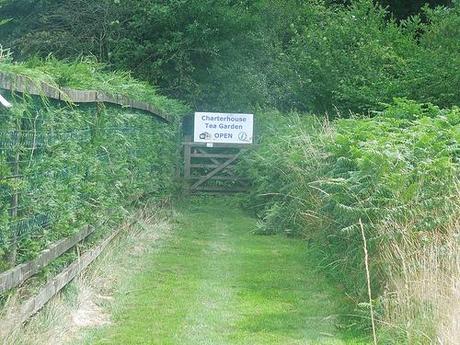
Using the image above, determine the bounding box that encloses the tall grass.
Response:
[0,57,189,118]
[378,188,460,344]
[241,101,460,343]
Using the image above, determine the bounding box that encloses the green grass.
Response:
[78,196,369,345]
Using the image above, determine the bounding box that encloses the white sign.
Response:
[194,112,253,144]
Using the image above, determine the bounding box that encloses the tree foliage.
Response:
[0,0,459,114]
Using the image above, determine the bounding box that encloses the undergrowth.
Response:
[0,60,186,275]
[240,100,460,343]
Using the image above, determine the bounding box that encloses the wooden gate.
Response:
[183,137,253,193]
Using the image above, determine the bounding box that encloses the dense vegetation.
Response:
[1,0,459,343]
[0,59,187,271]
[1,0,458,113]
[240,102,459,342]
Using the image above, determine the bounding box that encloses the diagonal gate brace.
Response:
[195,147,236,177]
[190,149,246,190]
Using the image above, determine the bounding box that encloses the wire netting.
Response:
[0,92,179,271]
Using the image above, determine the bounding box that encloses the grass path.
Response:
[79,197,367,345]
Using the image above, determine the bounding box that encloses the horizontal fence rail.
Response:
[0,219,127,331]
[18,224,123,323]
[0,71,170,122]
[0,225,94,293]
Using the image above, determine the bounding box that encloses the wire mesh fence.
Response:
[0,92,179,272]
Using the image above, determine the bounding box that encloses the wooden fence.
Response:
[183,138,254,193]
[0,225,95,293]
[18,224,123,323]
[0,69,173,326]
[0,218,125,325]
[0,71,171,122]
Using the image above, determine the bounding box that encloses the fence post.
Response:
[8,122,20,265]
[184,135,191,179]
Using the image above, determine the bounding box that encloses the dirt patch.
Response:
[71,289,111,328]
